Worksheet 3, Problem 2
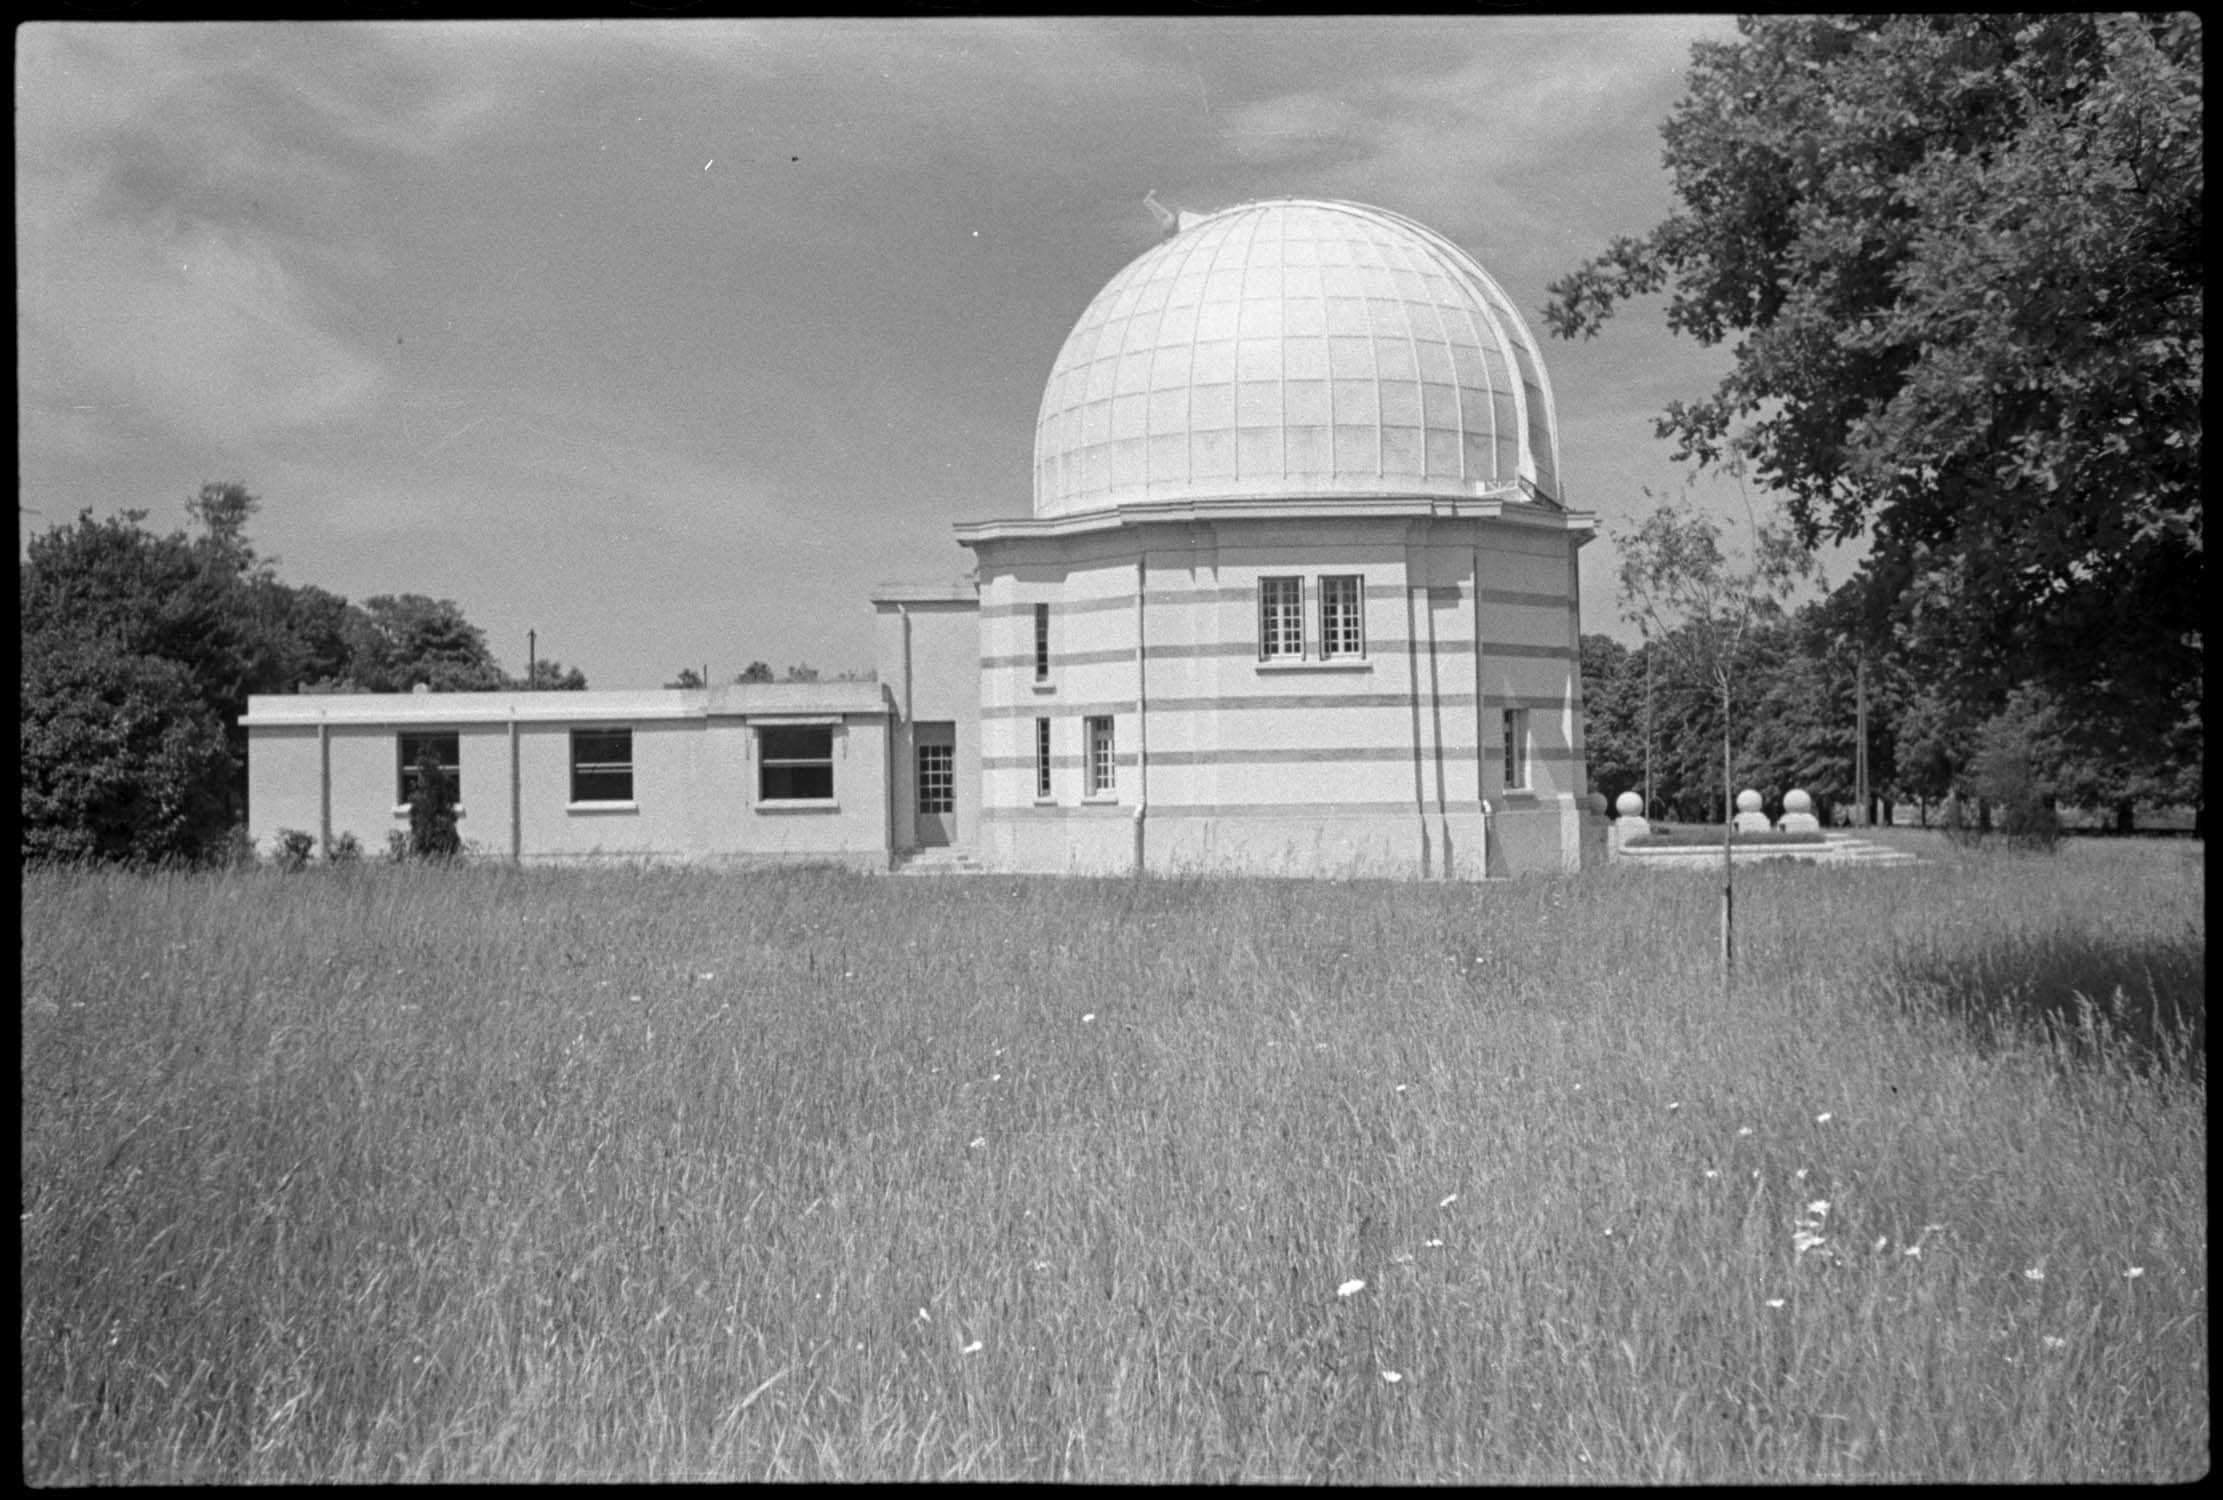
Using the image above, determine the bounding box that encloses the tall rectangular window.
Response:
[571,728,633,803]
[1033,603,1051,681]
[1502,708,1531,792]
[397,732,461,806]
[1034,716,1053,799]
[917,743,953,813]
[1085,715,1116,798]
[760,726,835,801]
[1259,576,1304,660]
[1319,575,1364,658]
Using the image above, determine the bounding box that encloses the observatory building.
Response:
[245,199,1601,877]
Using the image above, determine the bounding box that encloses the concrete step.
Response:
[893,849,987,875]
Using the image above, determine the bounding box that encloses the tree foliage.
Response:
[1547,14,2202,757]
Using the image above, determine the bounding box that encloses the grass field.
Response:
[19,840,2207,1481]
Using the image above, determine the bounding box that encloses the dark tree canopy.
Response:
[1546,14,2201,755]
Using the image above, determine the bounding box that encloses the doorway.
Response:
[914,722,955,846]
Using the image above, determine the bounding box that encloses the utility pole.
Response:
[1643,636,1655,819]
[528,629,536,691]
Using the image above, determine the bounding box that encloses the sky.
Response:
[17,15,1810,689]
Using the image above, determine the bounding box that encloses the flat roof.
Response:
[243,680,888,728]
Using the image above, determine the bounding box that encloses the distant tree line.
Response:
[662,663,877,688]
[1581,591,2203,835]
[20,483,586,866]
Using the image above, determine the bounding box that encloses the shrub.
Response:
[405,741,461,861]
[384,830,410,864]
[329,831,362,865]
[274,828,317,873]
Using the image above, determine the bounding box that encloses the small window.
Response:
[1033,603,1051,681]
[917,742,953,813]
[1085,715,1116,798]
[1502,708,1531,792]
[1320,575,1364,658]
[1259,576,1304,661]
[1034,716,1052,800]
[761,726,835,801]
[571,728,633,803]
[397,732,461,806]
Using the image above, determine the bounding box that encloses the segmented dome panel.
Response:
[1033,199,1562,518]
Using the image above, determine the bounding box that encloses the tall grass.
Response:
[20,846,2206,1481]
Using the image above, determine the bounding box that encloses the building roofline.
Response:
[956,492,1597,546]
[242,682,888,729]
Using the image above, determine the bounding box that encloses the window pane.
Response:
[1034,603,1050,680]
[397,732,461,804]
[759,727,831,763]
[1259,577,1303,660]
[1035,717,1052,799]
[760,726,834,801]
[571,729,632,802]
[1320,575,1363,658]
[762,763,835,800]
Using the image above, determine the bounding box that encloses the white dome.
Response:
[1033,198,1563,519]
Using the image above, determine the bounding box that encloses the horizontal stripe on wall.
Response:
[985,637,1573,673]
[981,690,1570,721]
[987,743,1582,772]
[982,583,1578,623]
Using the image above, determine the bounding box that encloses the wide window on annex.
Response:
[570,728,634,804]
[760,726,835,801]
[1259,576,1304,661]
[396,731,461,807]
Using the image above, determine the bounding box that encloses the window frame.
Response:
[759,725,837,804]
[1319,574,1365,660]
[916,739,954,815]
[570,727,635,805]
[396,730,462,809]
[1034,716,1053,801]
[1259,575,1305,661]
[1033,602,1051,682]
[1084,715,1116,799]
[1502,708,1531,792]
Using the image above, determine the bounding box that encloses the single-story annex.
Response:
[245,198,1606,878]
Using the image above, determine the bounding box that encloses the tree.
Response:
[1616,495,1815,990]
[405,739,462,860]
[665,667,707,689]
[781,665,821,684]
[22,633,231,864]
[1545,15,2201,770]
[511,659,588,691]
[346,595,507,692]
[1577,634,1644,812]
[734,662,774,684]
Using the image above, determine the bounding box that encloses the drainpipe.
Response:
[896,603,912,862]
[1132,552,1148,874]
[317,717,331,859]
[509,712,521,863]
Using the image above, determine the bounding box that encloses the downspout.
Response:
[1132,551,1148,874]
[317,718,331,860]
[896,603,912,863]
[509,712,522,863]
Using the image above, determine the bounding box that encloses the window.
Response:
[1034,717,1053,800]
[1085,715,1116,798]
[917,742,953,813]
[571,728,633,803]
[397,732,461,806]
[1259,576,1304,660]
[1320,575,1365,658]
[1502,709,1530,792]
[1033,603,1051,681]
[760,726,835,801]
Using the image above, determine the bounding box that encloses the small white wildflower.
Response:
[2041,1336,2066,1351]
[1032,1260,1051,1272]
[1704,1169,1719,1180]
[1923,1223,1946,1235]
[1766,1298,1786,1310]
[1337,1279,1366,1298]
[1792,1231,1826,1256]
[2024,1267,2045,1281]
[1395,1084,1408,1094]
[969,1137,985,1149]
[1738,1127,1753,1137]
[1439,1193,1458,1209]
[917,1308,931,1322]
[1423,1238,1444,1249]
[1873,1235,1889,1253]
[990,1073,1002,1082]
[962,1340,983,1354]
[1390,1252,1414,1265]
[1081,1013,1095,1023]
[1379,1369,1403,1384]
[1806,1200,1830,1218]
[697,972,714,981]
[1902,1245,1922,1259]
[1815,1112,1832,1125]
[628,994,642,1003]
[2125,1266,2145,1279]
[1794,1168,1809,1181]
[1668,1101,1681,1113]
